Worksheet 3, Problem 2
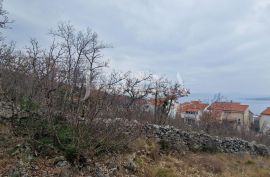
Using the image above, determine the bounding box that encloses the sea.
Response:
[179,93,270,115]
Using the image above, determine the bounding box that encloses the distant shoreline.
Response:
[244,97,270,101]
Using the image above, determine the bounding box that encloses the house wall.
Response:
[168,106,177,118]
[259,115,270,132]
[181,112,197,120]
[144,104,155,113]
[222,112,244,123]
[249,112,255,125]
[143,103,177,118]
[221,109,250,127]
[244,109,252,128]
[181,110,203,121]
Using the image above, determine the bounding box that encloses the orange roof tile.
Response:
[261,107,270,115]
[178,101,209,112]
[209,102,249,113]
[147,96,176,106]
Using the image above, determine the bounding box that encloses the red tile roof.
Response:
[261,107,270,115]
[147,96,176,106]
[147,98,166,106]
[178,101,209,112]
[209,102,249,113]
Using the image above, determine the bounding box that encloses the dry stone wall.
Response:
[146,124,270,156]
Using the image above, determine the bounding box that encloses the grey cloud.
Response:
[3,0,270,95]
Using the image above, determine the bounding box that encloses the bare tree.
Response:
[49,22,109,115]
[149,75,190,123]
[150,75,169,119]
[0,0,9,28]
[0,0,13,91]
[123,72,152,109]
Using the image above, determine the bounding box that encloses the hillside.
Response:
[1,118,270,177]
[1,1,270,176]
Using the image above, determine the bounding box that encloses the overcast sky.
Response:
[3,0,270,96]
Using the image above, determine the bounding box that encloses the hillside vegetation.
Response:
[1,121,270,177]
[1,1,270,177]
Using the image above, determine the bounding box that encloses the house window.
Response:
[237,118,241,125]
[186,111,196,115]
[185,118,195,125]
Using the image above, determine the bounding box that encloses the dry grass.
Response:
[128,138,270,177]
[1,122,270,177]
[134,144,270,177]
[0,122,23,176]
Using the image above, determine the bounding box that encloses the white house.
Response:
[177,101,209,122]
[259,107,270,132]
[143,97,178,118]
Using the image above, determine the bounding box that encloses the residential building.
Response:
[177,101,209,122]
[250,115,260,132]
[259,107,270,132]
[144,97,178,118]
[208,101,252,128]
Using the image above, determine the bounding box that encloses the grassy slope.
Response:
[133,138,270,177]
[1,122,270,177]
[137,152,270,177]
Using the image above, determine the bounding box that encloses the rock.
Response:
[124,154,137,172]
[56,160,69,168]
[95,163,110,177]
[255,144,269,156]
[0,101,13,119]
[8,168,20,177]
[42,171,49,177]
[59,168,72,177]
[54,156,65,164]
[54,156,69,168]
[125,160,137,172]
[109,167,118,175]
[146,124,270,156]
[96,172,109,177]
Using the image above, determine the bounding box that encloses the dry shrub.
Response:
[245,159,256,165]
[149,144,160,161]
[144,167,156,177]
[156,168,177,177]
[144,139,160,161]
[143,166,177,177]
[129,138,148,152]
[76,118,143,156]
[197,155,224,174]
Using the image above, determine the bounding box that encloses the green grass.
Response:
[245,160,256,165]
[156,168,177,177]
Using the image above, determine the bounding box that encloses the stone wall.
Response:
[146,124,270,156]
[0,101,13,119]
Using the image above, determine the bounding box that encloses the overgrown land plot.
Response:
[1,0,270,177]
[1,120,270,177]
